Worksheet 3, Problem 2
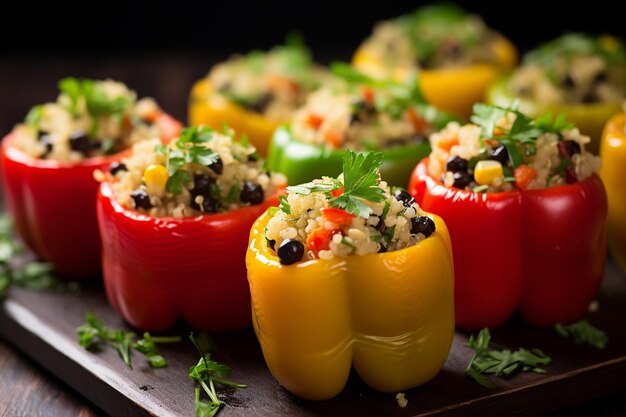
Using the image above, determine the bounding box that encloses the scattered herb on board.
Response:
[76,312,181,369]
[555,319,608,349]
[0,214,65,300]
[189,333,246,417]
[464,328,551,388]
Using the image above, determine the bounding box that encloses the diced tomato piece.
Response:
[437,137,459,152]
[361,85,375,104]
[306,229,341,258]
[324,129,342,148]
[322,208,354,227]
[306,113,324,129]
[406,108,428,132]
[331,187,344,197]
[514,164,537,190]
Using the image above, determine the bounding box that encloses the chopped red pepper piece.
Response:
[321,208,355,227]
[306,228,341,259]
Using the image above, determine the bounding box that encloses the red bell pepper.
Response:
[0,113,181,279]
[409,159,607,329]
[96,181,283,332]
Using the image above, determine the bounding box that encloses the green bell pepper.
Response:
[268,127,430,188]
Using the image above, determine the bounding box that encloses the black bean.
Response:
[277,239,304,265]
[411,216,436,237]
[565,167,578,184]
[594,71,607,84]
[377,244,387,253]
[247,92,274,113]
[350,99,377,124]
[38,132,53,156]
[452,171,472,189]
[109,162,127,175]
[446,156,469,173]
[581,91,597,104]
[69,131,97,155]
[131,189,152,209]
[267,239,276,251]
[370,215,386,232]
[488,145,509,165]
[193,174,215,194]
[240,181,264,205]
[557,140,581,159]
[190,193,218,213]
[208,156,223,175]
[394,190,415,207]
[563,74,575,88]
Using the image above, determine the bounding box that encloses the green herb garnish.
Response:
[77,312,180,369]
[0,215,61,300]
[555,319,608,349]
[189,333,246,417]
[328,151,386,218]
[58,77,132,118]
[471,103,574,168]
[465,328,551,388]
[278,195,291,214]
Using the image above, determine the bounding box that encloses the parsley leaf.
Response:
[555,320,608,349]
[465,328,551,388]
[329,151,386,218]
[77,312,180,369]
[189,333,246,417]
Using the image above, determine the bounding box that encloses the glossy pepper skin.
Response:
[600,114,626,273]
[97,182,282,332]
[0,113,181,279]
[246,209,454,401]
[409,159,607,329]
[353,37,518,119]
[189,79,278,156]
[487,76,622,154]
[267,126,431,187]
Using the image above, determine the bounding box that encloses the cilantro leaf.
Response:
[329,151,386,218]
[166,170,191,195]
[555,320,608,349]
[465,328,551,388]
[278,195,291,214]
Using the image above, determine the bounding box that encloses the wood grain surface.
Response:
[1,261,625,417]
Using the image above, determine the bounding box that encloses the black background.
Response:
[0,0,623,134]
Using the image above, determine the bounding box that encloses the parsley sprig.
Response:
[470,103,574,168]
[0,215,62,300]
[285,150,386,218]
[156,127,220,195]
[555,319,608,349]
[77,312,181,369]
[189,333,246,417]
[465,328,551,388]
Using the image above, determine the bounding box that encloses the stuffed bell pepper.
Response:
[353,3,517,118]
[247,151,454,400]
[409,103,607,329]
[0,78,181,278]
[487,33,626,153]
[600,110,626,274]
[189,37,327,156]
[97,126,285,331]
[268,64,455,187]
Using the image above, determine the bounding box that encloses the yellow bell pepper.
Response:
[188,79,279,156]
[353,36,518,119]
[600,113,626,273]
[246,210,455,401]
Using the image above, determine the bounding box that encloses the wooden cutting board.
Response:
[1,262,625,417]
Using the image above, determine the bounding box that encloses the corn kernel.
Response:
[143,164,168,196]
[474,160,504,185]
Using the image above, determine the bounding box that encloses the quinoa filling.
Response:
[510,34,626,105]
[265,151,436,264]
[359,4,504,71]
[12,78,164,162]
[290,64,454,150]
[207,37,327,121]
[107,127,285,218]
[427,103,600,193]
